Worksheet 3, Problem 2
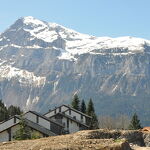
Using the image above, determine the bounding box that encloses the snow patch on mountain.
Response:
[0,44,43,49]
[66,36,150,55]
[12,16,150,60]
[2,16,150,60]
[23,16,46,27]
[58,48,76,60]
[23,16,58,42]
[0,64,46,86]
[26,95,40,111]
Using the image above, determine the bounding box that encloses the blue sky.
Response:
[1,0,150,39]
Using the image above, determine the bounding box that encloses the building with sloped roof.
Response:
[0,105,91,142]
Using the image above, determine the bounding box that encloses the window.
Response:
[14,117,16,123]
[36,116,39,123]
[67,119,69,128]
[54,109,56,114]
[7,128,11,141]
[73,116,76,120]
[81,115,83,120]
[63,122,66,126]
[69,109,71,115]
[59,107,61,112]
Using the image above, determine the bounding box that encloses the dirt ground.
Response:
[0,130,130,150]
[0,129,150,150]
[132,146,150,150]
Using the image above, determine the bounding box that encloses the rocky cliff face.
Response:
[0,16,150,125]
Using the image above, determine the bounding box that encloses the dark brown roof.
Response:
[44,104,92,119]
[0,116,56,136]
[24,111,64,127]
[0,115,20,125]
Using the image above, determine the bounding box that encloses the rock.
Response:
[143,133,150,147]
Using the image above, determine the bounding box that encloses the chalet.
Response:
[0,105,92,142]
[44,105,92,133]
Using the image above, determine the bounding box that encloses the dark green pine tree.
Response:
[13,117,32,140]
[86,98,94,116]
[128,113,142,130]
[0,100,9,122]
[86,98,99,129]
[8,105,23,117]
[71,94,80,111]
[80,99,86,113]
[90,111,99,129]
[0,100,23,122]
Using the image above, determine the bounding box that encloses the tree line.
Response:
[0,100,22,122]
[98,113,142,130]
[71,94,142,130]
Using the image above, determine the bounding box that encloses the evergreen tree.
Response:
[0,100,23,122]
[90,112,99,129]
[86,98,99,129]
[13,117,32,140]
[71,94,80,111]
[0,100,9,122]
[80,99,86,113]
[8,105,23,117]
[86,98,94,116]
[14,116,42,140]
[128,113,142,130]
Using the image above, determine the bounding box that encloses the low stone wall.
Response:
[79,129,150,147]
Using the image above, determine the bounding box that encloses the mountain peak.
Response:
[23,16,35,20]
[22,16,47,27]
[1,16,150,59]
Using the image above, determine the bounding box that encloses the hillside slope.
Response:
[0,129,131,150]
[1,129,150,150]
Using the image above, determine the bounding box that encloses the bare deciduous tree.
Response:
[98,115,130,130]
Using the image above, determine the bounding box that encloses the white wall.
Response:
[69,121,80,133]
[62,117,67,130]
[65,110,86,124]
[45,110,55,118]
[11,124,20,141]
[24,112,51,130]
[24,112,37,123]
[0,130,9,142]
[61,117,79,133]
[0,124,44,142]
[45,105,68,118]
[0,124,20,142]
[0,118,20,132]
[38,117,50,130]
[61,106,69,112]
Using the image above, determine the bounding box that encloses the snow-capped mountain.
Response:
[0,16,150,125]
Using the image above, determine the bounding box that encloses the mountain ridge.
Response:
[0,16,150,125]
[1,16,150,60]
